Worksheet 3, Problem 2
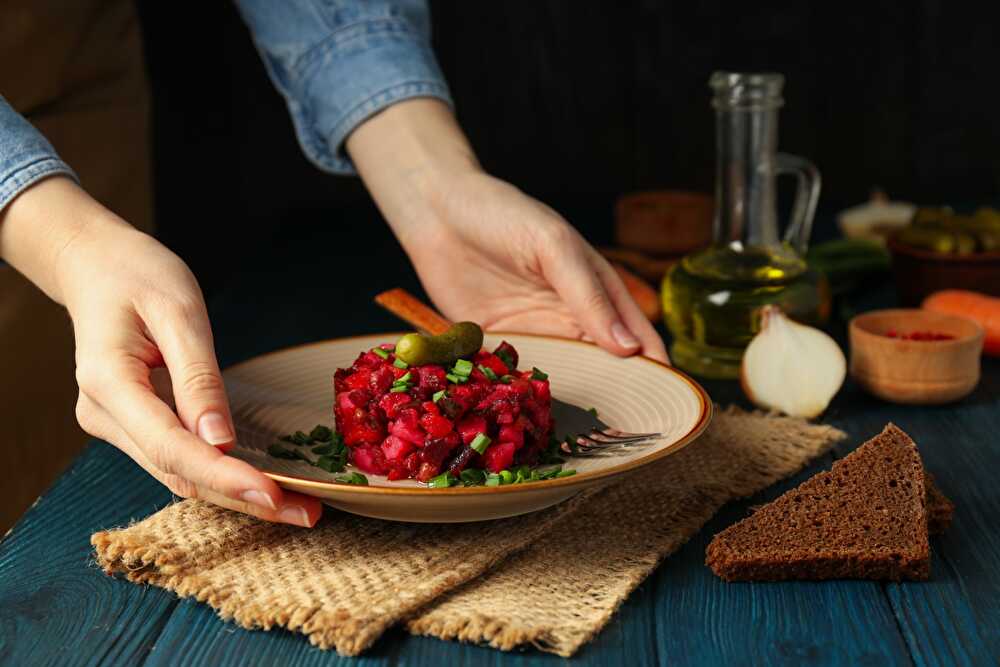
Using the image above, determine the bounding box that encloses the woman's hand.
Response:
[0,177,321,526]
[348,99,668,362]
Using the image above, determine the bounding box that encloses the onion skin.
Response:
[740,305,846,418]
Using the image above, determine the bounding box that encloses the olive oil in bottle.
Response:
[662,72,828,379]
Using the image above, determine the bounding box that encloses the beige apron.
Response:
[0,0,152,531]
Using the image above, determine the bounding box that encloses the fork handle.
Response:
[374,288,453,335]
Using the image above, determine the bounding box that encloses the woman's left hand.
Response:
[347,99,668,363]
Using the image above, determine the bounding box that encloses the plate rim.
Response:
[224,331,713,496]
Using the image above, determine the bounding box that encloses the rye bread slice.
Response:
[926,474,955,535]
[706,423,930,581]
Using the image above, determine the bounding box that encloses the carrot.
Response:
[922,290,1000,356]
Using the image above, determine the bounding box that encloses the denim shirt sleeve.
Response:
[234,0,453,175]
[0,96,78,214]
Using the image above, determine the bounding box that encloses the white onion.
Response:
[740,305,846,418]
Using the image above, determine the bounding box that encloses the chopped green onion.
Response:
[477,364,497,381]
[372,347,389,360]
[556,469,576,478]
[470,433,491,455]
[335,472,368,485]
[531,367,549,381]
[499,375,514,384]
[427,472,455,488]
[390,385,410,393]
[485,474,502,487]
[513,465,531,483]
[393,358,409,369]
[395,371,412,384]
[432,389,447,403]
[499,470,514,485]
[460,468,486,486]
[315,455,347,473]
[309,425,333,442]
[267,444,308,461]
[281,430,311,446]
[451,359,474,377]
[446,373,467,384]
[587,407,599,418]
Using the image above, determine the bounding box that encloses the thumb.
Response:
[151,301,236,453]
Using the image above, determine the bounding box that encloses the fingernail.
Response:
[198,411,233,446]
[278,504,312,527]
[611,322,640,349]
[241,489,277,511]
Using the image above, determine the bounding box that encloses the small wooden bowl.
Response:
[849,309,984,404]
[887,234,1000,306]
[614,190,713,256]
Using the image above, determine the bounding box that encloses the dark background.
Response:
[136,1,1000,299]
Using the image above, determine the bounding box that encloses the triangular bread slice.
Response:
[706,423,930,581]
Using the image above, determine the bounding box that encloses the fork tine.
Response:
[596,428,662,439]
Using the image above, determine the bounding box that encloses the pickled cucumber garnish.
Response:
[394,321,484,366]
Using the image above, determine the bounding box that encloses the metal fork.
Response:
[561,428,663,457]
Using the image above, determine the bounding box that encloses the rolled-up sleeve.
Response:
[234,0,453,175]
[0,96,77,213]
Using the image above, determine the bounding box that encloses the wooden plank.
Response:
[827,370,1000,667]
[0,442,178,666]
[648,457,913,666]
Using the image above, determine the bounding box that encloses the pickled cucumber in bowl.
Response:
[897,206,1000,254]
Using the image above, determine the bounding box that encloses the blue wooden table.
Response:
[2,216,998,666]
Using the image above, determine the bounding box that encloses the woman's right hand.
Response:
[0,177,321,526]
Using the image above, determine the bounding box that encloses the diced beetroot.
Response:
[422,432,461,468]
[344,416,384,446]
[333,368,350,393]
[456,414,488,445]
[530,379,551,404]
[390,408,426,445]
[352,351,382,371]
[334,338,550,483]
[387,467,409,481]
[381,434,416,462]
[508,378,533,399]
[378,392,414,419]
[468,368,490,384]
[498,423,525,450]
[474,351,509,377]
[421,412,453,439]
[344,370,371,391]
[493,341,519,370]
[368,364,395,394]
[483,442,516,473]
[338,388,370,412]
[416,462,438,483]
[437,395,466,420]
[351,445,388,474]
[452,382,487,406]
[417,365,448,392]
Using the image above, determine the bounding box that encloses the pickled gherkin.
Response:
[899,206,1000,254]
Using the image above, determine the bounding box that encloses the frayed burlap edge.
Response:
[92,488,598,655]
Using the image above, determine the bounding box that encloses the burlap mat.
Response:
[92,407,845,656]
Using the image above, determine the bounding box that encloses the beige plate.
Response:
[224,333,712,522]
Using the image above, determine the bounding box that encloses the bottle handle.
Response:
[776,153,821,253]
